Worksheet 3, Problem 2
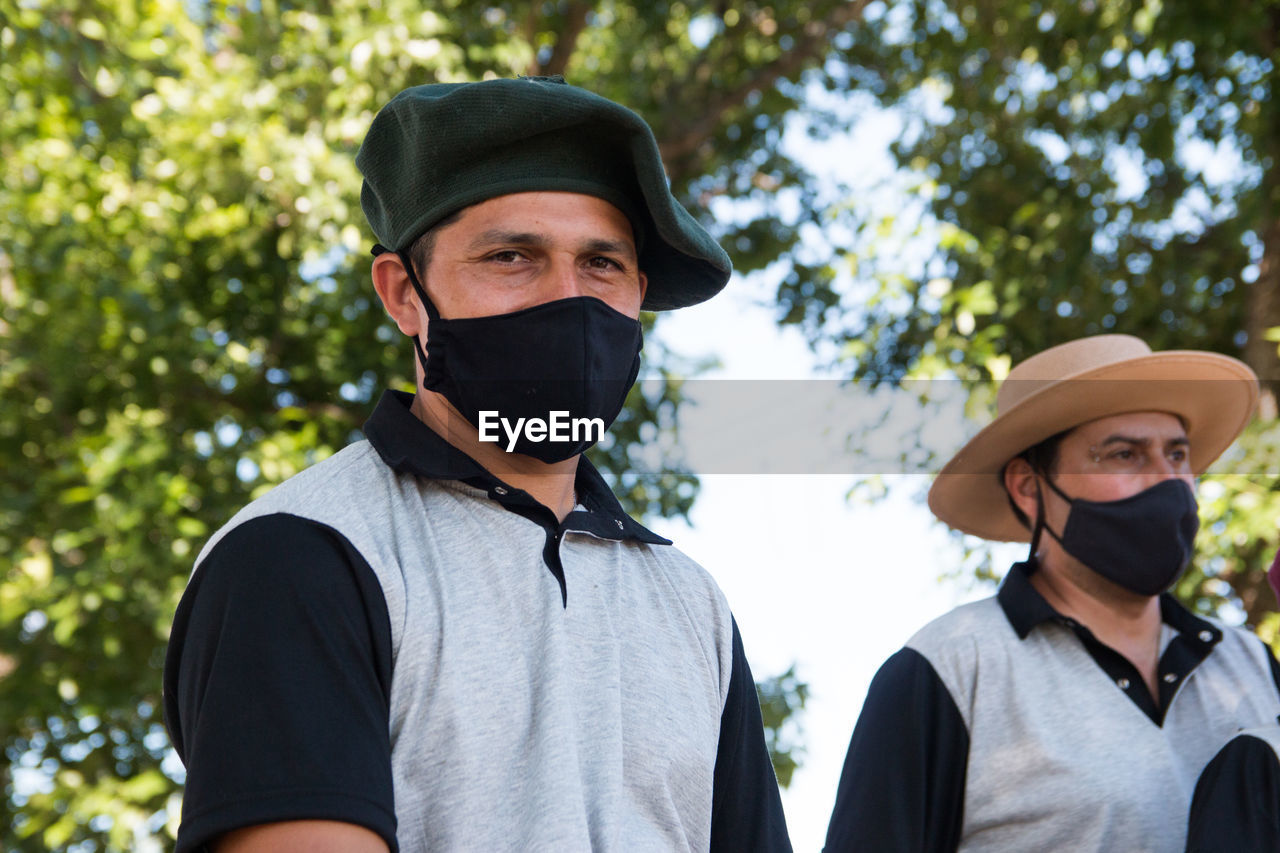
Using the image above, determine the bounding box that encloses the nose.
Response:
[1146,454,1193,491]
[543,255,585,301]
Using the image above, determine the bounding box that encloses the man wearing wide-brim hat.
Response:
[164,77,790,852]
[824,334,1280,852]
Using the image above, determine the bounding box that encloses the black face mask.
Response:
[400,252,642,463]
[1033,477,1200,596]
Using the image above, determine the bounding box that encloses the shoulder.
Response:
[175,513,392,649]
[1204,617,1278,677]
[195,442,387,562]
[639,541,729,602]
[907,595,1009,662]
[633,541,734,644]
[1211,617,1272,653]
[903,596,1011,718]
[627,540,736,694]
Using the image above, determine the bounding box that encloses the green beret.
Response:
[356,76,732,311]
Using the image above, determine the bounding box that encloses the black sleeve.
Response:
[162,513,397,853]
[709,617,793,852]
[823,647,969,853]
[1186,733,1280,853]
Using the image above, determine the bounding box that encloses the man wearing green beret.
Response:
[163,77,791,852]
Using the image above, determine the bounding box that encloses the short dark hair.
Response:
[1006,428,1070,530]
[407,209,464,282]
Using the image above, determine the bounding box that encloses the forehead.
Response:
[1063,410,1188,445]
[446,191,636,243]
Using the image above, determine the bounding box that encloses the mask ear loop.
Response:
[373,242,440,385]
[1028,479,1046,565]
[1029,472,1073,565]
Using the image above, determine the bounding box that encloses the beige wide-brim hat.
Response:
[927,334,1259,542]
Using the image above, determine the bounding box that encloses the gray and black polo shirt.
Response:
[824,560,1280,853]
[1186,725,1280,852]
[164,390,790,853]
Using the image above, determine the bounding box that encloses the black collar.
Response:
[997,559,1223,725]
[997,559,1222,645]
[362,390,669,547]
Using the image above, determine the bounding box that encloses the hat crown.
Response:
[996,334,1154,413]
[355,77,732,311]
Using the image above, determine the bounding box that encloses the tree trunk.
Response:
[1245,216,1280,418]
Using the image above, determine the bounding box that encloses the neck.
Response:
[411,390,579,521]
[1031,547,1165,699]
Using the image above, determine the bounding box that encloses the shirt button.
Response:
[1116,678,1130,689]
[1163,672,1178,683]
[614,519,624,530]
[493,486,508,496]
[1198,630,1213,642]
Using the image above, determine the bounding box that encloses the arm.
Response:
[823,648,969,853]
[163,513,398,853]
[709,618,792,853]
[1186,733,1280,853]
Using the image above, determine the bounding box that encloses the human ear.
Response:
[371,253,424,337]
[1003,457,1040,527]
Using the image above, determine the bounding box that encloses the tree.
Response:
[779,0,1280,634]
[1,1,864,847]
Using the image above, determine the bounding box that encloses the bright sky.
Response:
[649,215,1025,851]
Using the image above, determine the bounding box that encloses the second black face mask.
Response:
[1037,477,1200,596]
[416,295,643,464]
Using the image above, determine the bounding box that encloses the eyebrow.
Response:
[467,230,547,251]
[581,237,637,260]
[1097,434,1190,447]
[466,231,637,259]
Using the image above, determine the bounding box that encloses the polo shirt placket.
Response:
[998,566,1225,725]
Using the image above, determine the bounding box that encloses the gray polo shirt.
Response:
[825,561,1280,852]
[164,390,790,852]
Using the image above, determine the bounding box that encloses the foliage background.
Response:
[1,0,856,847]
[5,0,1280,849]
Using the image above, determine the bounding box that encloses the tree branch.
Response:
[537,1,594,78]
[658,2,869,166]
[1245,213,1280,414]
[521,6,541,76]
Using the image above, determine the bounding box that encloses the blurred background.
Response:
[5,0,1280,849]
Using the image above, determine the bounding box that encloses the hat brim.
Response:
[927,351,1259,542]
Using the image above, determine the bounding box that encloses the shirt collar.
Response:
[362,390,669,545]
[997,558,1223,645]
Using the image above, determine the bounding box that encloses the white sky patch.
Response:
[1105,145,1149,201]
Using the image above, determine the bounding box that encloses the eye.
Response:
[1108,447,1135,460]
[1168,447,1188,463]
[587,255,624,272]
[487,249,527,264]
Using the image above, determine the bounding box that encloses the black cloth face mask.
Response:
[1033,477,1200,596]
[399,251,642,463]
